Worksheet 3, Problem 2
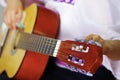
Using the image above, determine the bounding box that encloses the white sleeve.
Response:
[39,0,54,3]
[0,0,7,7]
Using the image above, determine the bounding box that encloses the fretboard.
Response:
[16,32,61,57]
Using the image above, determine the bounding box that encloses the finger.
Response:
[11,10,17,30]
[4,12,13,29]
[85,34,104,44]
[17,9,23,22]
[85,34,95,40]
[92,35,104,43]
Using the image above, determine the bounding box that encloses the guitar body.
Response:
[0,3,103,80]
[0,4,59,79]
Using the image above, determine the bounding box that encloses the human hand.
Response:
[4,0,23,30]
[85,34,120,60]
[85,34,108,54]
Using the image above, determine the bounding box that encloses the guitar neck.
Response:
[15,32,61,57]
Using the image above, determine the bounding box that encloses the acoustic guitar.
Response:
[0,4,103,79]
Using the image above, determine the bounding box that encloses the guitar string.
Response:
[16,32,58,56]
[15,32,99,70]
[16,32,92,56]
[15,32,102,75]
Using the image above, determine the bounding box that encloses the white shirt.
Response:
[44,0,120,79]
[0,0,6,7]
[1,0,120,79]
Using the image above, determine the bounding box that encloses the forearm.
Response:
[104,40,120,60]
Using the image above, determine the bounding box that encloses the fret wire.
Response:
[35,35,42,53]
[46,38,52,53]
[20,33,34,51]
[45,38,55,55]
[22,34,34,49]
[29,34,43,53]
[28,35,43,53]
[16,32,58,56]
[32,34,41,53]
[39,36,44,53]
[49,39,56,55]
[28,35,46,53]
[43,37,49,54]
[28,34,34,51]
[37,36,43,53]
[40,36,46,53]
[17,33,32,51]
[46,39,53,55]
[46,39,54,55]
[31,34,38,52]
[44,38,49,54]
[32,34,43,53]
[46,38,56,54]
[19,37,34,51]
[38,36,55,55]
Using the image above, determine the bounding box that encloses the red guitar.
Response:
[0,4,103,79]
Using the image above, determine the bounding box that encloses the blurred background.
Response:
[0,5,4,26]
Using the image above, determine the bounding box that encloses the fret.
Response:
[43,38,51,54]
[46,39,52,55]
[16,32,59,56]
[42,37,49,54]
[36,36,43,53]
[44,39,52,55]
[31,34,39,52]
[38,36,45,53]
[44,39,50,54]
